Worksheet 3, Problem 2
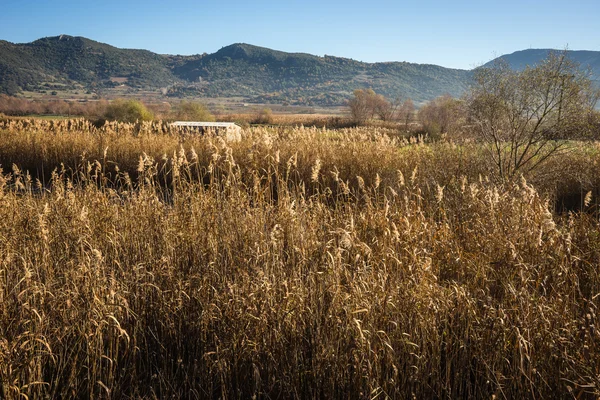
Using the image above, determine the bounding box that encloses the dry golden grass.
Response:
[0,118,599,398]
[218,112,356,128]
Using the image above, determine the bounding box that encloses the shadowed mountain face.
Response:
[484,49,600,84]
[1,36,599,105]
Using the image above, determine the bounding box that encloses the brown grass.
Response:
[0,119,599,398]
[218,112,357,129]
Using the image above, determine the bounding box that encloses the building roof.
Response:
[171,121,240,128]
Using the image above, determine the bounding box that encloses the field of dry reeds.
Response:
[0,118,599,399]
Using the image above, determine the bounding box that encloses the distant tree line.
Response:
[0,95,108,117]
[0,95,216,123]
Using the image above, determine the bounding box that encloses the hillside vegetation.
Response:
[0,36,178,95]
[4,36,600,107]
[0,119,599,398]
[0,36,471,104]
[172,43,471,105]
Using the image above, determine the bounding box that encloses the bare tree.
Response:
[418,94,464,135]
[373,95,400,122]
[467,51,599,180]
[349,90,403,123]
[348,89,376,124]
[398,99,415,130]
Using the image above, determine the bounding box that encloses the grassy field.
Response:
[0,118,599,398]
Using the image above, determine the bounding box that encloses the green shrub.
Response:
[172,101,215,121]
[103,99,154,123]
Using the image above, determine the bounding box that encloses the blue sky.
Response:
[1,0,599,69]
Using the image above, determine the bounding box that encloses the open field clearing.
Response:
[0,119,599,398]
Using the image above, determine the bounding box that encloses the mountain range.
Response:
[1,35,599,106]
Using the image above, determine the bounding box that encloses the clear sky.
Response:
[1,0,599,70]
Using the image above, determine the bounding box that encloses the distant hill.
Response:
[0,36,472,105]
[484,49,600,84]
[171,43,471,105]
[2,36,599,106]
[0,35,179,95]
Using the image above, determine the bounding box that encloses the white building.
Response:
[170,122,242,142]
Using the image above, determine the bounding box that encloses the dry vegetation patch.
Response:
[0,119,599,398]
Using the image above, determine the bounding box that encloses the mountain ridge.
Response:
[484,48,600,82]
[1,36,599,106]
